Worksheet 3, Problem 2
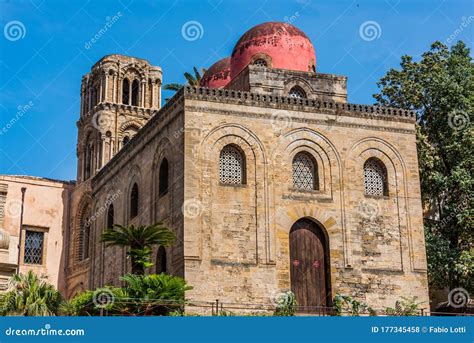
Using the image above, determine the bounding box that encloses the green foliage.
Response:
[374,41,473,292]
[333,294,376,316]
[273,291,297,316]
[119,273,191,315]
[163,66,206,93]
[385,297,424,316]
[100,223,175,275]
[0,271,62,316]
[66,274,192,316]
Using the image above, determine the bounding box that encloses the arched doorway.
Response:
[289,218,331,312]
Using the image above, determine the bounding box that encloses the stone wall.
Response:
[182,86,428,311]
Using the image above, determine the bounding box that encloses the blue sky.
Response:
[0,0,473,181]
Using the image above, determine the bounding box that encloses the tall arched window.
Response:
[130,183,139,219]
[364,157,388,196]
[289,86,306,99]
[131,79,139,106]
[84,139,94,180]
[76,205,91,262]
[156,246,167,274]
[106,204,114,229]
[292,152,318,191]
[159,158,169,196]
[219,145,246,185]
[122,78,130,104]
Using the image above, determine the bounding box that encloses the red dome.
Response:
[230,22,316,78]
[200,57,231,88]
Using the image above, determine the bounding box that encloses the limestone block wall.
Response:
[82,96,186,292]
[182,88,429,311]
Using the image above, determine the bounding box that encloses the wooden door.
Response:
[290,219,328,313]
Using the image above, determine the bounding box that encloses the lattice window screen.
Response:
[24,230,44,265]
[293,153,317,190]
[289,86,306,99]
[253,59,267,67]
[364,158,388,196]
[219,145,244,185]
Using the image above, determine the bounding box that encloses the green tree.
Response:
[100,224,175,275]
[163,66,206,92]
[374,41,473,292]
[0,271,62,316]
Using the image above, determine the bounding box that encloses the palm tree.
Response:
[100,223,175,275]
[163,66,206,92]
[0,270,62,316]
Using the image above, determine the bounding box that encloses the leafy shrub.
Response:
[273,291,297,316]
[0,271,62,316]
[385,297,424,316]
[66,274,192,316]
[333,294,376,316]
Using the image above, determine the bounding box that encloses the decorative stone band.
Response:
[78,102,154,126]
[183,86,416,122]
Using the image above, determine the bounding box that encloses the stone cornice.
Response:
[183,86,416,123]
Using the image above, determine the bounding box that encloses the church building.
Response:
[0,22,429,313]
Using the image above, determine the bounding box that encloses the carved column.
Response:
[141,80,146,107]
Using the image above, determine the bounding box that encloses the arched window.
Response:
[219,145,246,185]
[122,78,130,104]
[289,86,306,99]
[84,140,94,180]
[106,204,114,229]
[156,246,167,274]
[253,58,267,67]
[159,158,169,196]
[364,157,388,196]
[292,152,318,191]
[130,183,139,219]
[76,205,91,262]
[131,79,139,106]
[122,136,130,146]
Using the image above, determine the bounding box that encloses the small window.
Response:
[130,183,139,219]
[24,230,44,265]
[364,157,388,196]
[156,246,167,274]
[253,59,267,67]
[131,79,139,106]
[123,136,130,146]
[107,204,114,229]
[219,145,245,185]
[122,78,130,104]
[289,86,306,99]
[292,152,318,191]
[159,158,169,196]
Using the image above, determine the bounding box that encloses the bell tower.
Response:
[76,55,162,183]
